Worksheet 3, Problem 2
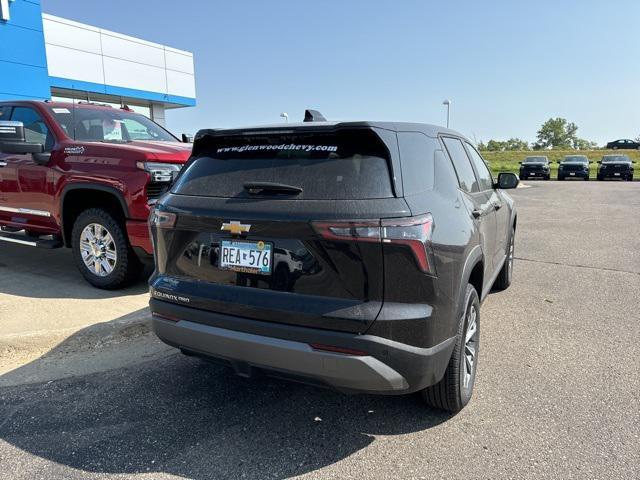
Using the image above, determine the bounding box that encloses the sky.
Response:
[42,0,640,146]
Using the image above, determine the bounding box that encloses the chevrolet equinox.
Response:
[148,114,519,412]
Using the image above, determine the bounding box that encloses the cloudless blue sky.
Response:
[43,0,640,145]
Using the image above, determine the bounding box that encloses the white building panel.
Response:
[45,44,105,85]
[42,14,196,103]
[102,56,167,93]
[166,69,196,98]
[165,49,194,75]
[101,32,166,69]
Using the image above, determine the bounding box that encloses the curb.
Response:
[0,308,152,359]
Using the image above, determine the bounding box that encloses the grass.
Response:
[482,149,640,179]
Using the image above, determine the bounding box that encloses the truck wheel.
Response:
[71,208,141,289]
[422,283,480,413]
[493,227,514,291]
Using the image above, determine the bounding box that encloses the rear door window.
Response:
[465,143,494,191]
[173,129,394,200]
[441,137,479,193]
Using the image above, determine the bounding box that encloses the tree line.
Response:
[477,117,630,151]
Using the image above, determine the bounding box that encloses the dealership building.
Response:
[0,0,196,125]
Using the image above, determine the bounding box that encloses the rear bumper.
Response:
[150,299,456,395]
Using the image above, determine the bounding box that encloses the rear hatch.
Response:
[150,127,410,333]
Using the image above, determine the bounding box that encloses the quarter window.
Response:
[442,137,479,193]
[397,132,438,194]
[465,143,494,191]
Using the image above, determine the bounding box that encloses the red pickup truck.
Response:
[0,100,192,289]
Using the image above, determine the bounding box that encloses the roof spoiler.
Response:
[304,109,326,122]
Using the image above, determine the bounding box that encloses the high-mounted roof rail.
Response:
[304,109,327,122]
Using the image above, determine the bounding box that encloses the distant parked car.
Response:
[606,139,640,150]
[597,155,634,181]
[557,155,590,181]
[519,156,550,180]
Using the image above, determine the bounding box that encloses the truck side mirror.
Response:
[0,121,44,155]
[496,172,519,189]
[181,133,194,143]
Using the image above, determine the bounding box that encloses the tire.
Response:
[493,226,514,291]
[546,175,551,180]
[558,176,564,181]
[597,175,604,181]
[628,175,634,182]
[422,284,480,413]
[71,208,141,289]
[584,176,589,181]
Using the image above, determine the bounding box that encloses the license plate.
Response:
[614,172,620,176]
[569,172,575,176]
[220,240,272,275]
[530,173,536,176]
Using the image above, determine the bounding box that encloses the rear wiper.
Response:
[243,182,303,195]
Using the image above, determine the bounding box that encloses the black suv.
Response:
[149,117,519,412]
[558,155,590,180]
[519,156,550,180]
[597,155,634,181]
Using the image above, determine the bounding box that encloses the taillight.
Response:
[311,220,381,242]
[381,214,434,274]
[149,210,177,229]
[311,213,435,274]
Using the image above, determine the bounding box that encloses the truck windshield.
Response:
[47,105,177,142]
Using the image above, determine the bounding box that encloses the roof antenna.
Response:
[304,109,326,122]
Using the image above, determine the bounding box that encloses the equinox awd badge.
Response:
[221,221,251,236]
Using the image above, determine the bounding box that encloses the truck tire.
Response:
[71,208,141,289]
[422,283,480,413]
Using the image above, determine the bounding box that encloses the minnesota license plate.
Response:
[220,240,272,275]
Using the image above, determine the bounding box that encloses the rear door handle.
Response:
[472,209,483,218]
[493,202,503,211]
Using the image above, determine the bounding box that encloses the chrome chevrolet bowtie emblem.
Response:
[221,221,251,236]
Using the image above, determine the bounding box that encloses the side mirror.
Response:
[181,133,194,143]
[597,161,602,164]
[0,121,44,155]
[496,172,519,189]
[518,161,523,165]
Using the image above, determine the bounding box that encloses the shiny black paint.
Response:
[150,122,516,350]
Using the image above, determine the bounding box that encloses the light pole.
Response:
[280,112,289,123]
[442,99,451,128]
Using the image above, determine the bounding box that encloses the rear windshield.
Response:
[172,129,394,200]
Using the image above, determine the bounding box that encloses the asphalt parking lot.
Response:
[1,181,639,479]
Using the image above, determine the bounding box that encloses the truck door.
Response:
[0,106,57,232]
